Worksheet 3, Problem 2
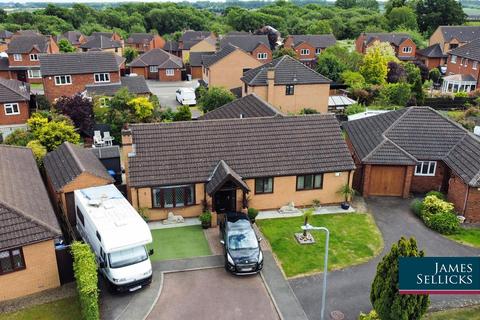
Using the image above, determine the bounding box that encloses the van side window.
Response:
[100,248,105,261]
[96,231,102,242]
[77,206,85,225]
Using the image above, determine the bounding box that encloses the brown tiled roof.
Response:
[363,33,412,46]
[128,48,183,68]
[40,52,120,76]
[0,78,30,103]
[289,34,337,49]
[44,142,114,192]
[220,35,270,52]
[7,35,50,53]
[128,115,355,187]
[206,160,250,195]
[0,145,60,250]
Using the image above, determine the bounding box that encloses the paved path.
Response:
[289,197,480,320]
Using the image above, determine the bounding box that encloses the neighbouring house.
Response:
[443,39,480,93]
[284,34,337,67]
[179,30,215,62]
[0,56,12,80]
[163,40,181,58]
[188,36,216,56]
[198,93,280,120]
[189,51,213,79]
[85,75,151,97]
[0,145,61,301]
[241,55,331,114]
[429,26,480,55]
[343,106,480,223]
[125,33,165,53]
[128,48,183,81]
[40,52,123,102]
[416,44,448,70]
[80,35,123,56]
[44,142,115,230]
[355,32,416,61]
[202,44,262,90]
[0,78,30,139]
[0,30,12,52]
[6,34,59,83]
[55,31,87,49]
[89,31,123,42]
[121,114,355,221]
[90,145,122,185]
[219,34,273,63]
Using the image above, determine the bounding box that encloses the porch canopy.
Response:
[206,160,249,196]
[441,74,477,93]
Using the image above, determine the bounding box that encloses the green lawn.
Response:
[147,225,211,261]
[447,227,480,248]
[257,213,383,278]
[425,305,480,320]
[0,296,81,320]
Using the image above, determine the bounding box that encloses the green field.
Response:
[0,296,81,320]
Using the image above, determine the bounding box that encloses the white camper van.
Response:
[75,184,153,292]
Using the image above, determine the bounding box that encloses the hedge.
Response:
[71,241,99,320]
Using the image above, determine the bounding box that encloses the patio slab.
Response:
[148,217,200,230]
[256,205,354,220]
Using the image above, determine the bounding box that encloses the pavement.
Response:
[289,197,480,320]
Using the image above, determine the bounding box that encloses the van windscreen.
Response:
[108,246,148,268]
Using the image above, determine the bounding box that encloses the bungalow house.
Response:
[44,142,114,229]
[0,78,30,139]
[202,44,262,90]
[442,38,480,93]
[241,55,331,114]
[283,34,337,67]
[343,106,480,223]
[40,52,124,102]
[0,145,61,301]
[179,30,215,62]
[416,44,448,70]
[162,40,181,58]
[55,31,87,49]
[79,35,123,56]
[355,32,416,61]
[219,34,273,63]
[6,34,59,83]
[128,49,183,81]
[125,33,165,53]
[85,75,151,97]
[198,93,280,120]
[429,26,480,54]
[189,51,213,79]
[121,114,355,221]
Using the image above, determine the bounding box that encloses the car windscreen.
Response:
[228,229,258,250]
[108,246,148,269]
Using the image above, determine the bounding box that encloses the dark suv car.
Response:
[219,212,263,275]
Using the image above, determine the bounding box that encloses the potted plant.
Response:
[199,210,212,229]
[247,207,259,223]
[337,184,356,210]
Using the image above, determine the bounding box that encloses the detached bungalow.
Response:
[343,106,480,223]
[0,78,30,139]
[0,145,61,301]
[129,49,183,81]
[122,114,355,221]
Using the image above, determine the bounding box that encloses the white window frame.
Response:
[27,69,41,79]
[415,161,437,176]
[451,55,457,64]
[149,66,158,73]
[315,48,321,55]
[4,103,20,115]
[300,49,310,55]
[13,54,22,61]
[165,69,174,76]
[94,73,110,83]
[54,75,72,86]
[29,53,38,61]
[257,52,267,60]
[402,46,412,54]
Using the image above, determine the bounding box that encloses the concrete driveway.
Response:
[147,268,279,320]
[290,197,480,320]
[146,80,198,110]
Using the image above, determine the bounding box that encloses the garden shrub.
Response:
[424,211,459,235]
[358,310,380,320]
[410,199,423,217]
[422,195,454,216]
[416,195,460,235]
[247,207,259,221]
[71,241,99,320]
[345,103,366,115]
[425,191,446,200]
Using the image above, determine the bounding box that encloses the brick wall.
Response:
[251,43,272,63]
[355,34,367,53]
[447,172,468,215]
[0,101,29,125]
[293,42,316,61]
[465,187,480,222]
[0,70,12,79]
[158,68,182,81]
[43,71,121,102]
[410,161,446,193]
[397,38,417,59]
[345,136,364,193]
[446,54,480,85]
[0,240,60,301]
[8,51,41,68]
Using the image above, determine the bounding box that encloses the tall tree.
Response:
[371,237,430,320]
[58,39,76,53]
[360,42,397,85]
[335,0,357,9]
[416,0,466,34]
[387,6,417,31]
[316,53,346,83]
[198,87,235,113]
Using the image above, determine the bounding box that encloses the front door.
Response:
[214,190,236,213]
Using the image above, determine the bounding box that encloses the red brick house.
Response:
[125,33,165,53]
[355,33,416,61]
[284,34,336,68]
[0,78,30,139]
[54,31,87,50]
[343,106,480,223]
[442,39,480,93]
[6,34,59,83]
[40,52,124,102]
[219,34,273,63]
[128,48,183,81]
[416,44,447,70]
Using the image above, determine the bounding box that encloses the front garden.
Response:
[256,212,383,277]
[0,296,81,320]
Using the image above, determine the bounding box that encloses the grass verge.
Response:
[425,305,480,320]
[446,227,480,248]
[0,296,81,320]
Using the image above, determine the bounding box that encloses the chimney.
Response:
[267,67,275,104]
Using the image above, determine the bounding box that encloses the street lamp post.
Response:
[301,224,330,320]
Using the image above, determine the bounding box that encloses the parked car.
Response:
[175,88,196,105]
[219,212,263,275]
